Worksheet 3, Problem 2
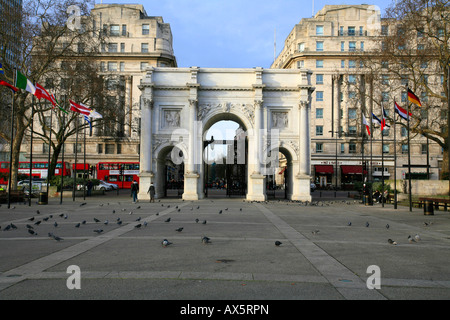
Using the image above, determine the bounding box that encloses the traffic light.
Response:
[89,165,94,175]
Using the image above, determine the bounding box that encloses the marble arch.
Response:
[138,67,314,201]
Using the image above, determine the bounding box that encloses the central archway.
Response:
[202,113,248,199]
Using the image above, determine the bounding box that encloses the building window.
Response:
[316,125,323,136]
[348,26,356,36]
[349,126,357,135]
[383,144,390,154]
[360,41,364,51]
[316,41,324,51]
[142,24,150,35]
[120,62,125,72]
[141,43,149,53]
[402,144,408,154]
[401,127,408,137]
[382,75,389,85]
[349,143,356,153]
[421,144,428,155]
[97,144,103,154]
[298,43,305,52]
[110,25,120,36]
[316,91,324,102]
[348,75,356,84]
[316,74,323,84]
[117,144,122,155]
[120,43,125,53]
[140,62,149,71]
[316,60,323,68]
[341,60,345,68]
[73,143,82,153]
[122,24,127,36]
[349,60,356,69]
[297,60,304,68]
[108,43,118,53]
[341,143,345,154]
[359,26,364,36]
[316,108,323,119]
[341,41,345,52]
[107,62,117,71]
[381,25,389,35]
[316,143,323,153]
[43,143,49,154]
[316,25,324,35]
[348,109,357,119]
[105,144,115,154]
[349,41,356,52]
[382,92,389,102]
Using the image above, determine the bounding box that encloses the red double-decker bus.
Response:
[0,161,71,184]
[96,162,140,189]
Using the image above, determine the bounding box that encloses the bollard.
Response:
[424,200,434,216]
[38,192,48,205]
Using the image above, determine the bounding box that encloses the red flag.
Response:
[363,114,371,136]
[69,100,91,116]
[0,80,18,92]
[35,83,55,106]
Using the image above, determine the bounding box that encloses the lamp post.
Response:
[204,136,214,197]
[329,130,339,197]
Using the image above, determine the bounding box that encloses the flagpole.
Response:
[73,113,79,201]
[46,105,53,197]
[60,96,66,205]
[407,97,413,212]
[28,94,35,206]
[394,101,398,210]
[7,69,16,209]
[381,107,385,208]
[83,121,86,200]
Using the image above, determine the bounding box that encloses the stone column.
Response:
[183,96,200,201]
[138,70,154,200]
[299,100,311,177]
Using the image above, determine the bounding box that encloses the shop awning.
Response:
[341,165,367,175]
[315,165,334,174]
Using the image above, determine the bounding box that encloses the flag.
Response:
[69,100,91,116]
[0,63,4,74]
[35,83,54,105]
[394,101,412,121]
[89,110,103,119]
[84,115,92,129]
[381,106,391,130]
[407,88,422,107]
[363,114,371,136]
[0,80,18,92]
[51,94,68,114]
[372,113,382,125]
[15,70,36,95]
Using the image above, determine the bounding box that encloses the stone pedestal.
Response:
[291,174,312,202]
[246,173,266,201]
[138,172,154,200]
[183,173,200,200]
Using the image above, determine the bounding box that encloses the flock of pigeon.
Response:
[0,201,435,249]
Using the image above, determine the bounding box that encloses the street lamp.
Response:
[204,136,214,197]
[329,130,339,197]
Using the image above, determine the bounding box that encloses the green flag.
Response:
[15,70,36,95]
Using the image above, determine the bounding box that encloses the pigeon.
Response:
[388,239,397,245]
[143,221,148,227]
[75,223,81,228]
[3,224,11,231]
[36,210,40,214]
[202,220,207,225]
[43,217,49,221]
[135,224,142,229]
[54,221,58,227]
[28,217,35,221]
[219,210,222,214]
[136,206,141,209]
[112,210,116,214]
[386,224,390,229]
[94,229,103,234]
[240,208,242,211]
[366,222,370,228]
[28,229,37,236]
[81,220,86,225]
[195,218,199,223]
[162,239,172,247]
[117,220,122,225]
[202,236,211,244]
[175,227,183,232]
[94,218,100,223]
[136,217,141,221]
[26,224,33,229]
[408,235,416,243]
[59,213,64,218]
[64,214,68,219]
[10,223,17,229]
[80,202,87,206]
[104,220,109,225]
[414,234,421,241]
[275,241,282,246]
[165,218,171,223]
[347,222,352,226]
[53,235,63,241]
[311,230,320,235]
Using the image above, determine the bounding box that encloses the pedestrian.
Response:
[86,180,93,197]
[148,182,155,203]
[131,180,139,203]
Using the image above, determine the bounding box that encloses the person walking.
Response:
[86,180,93,197]
[131,180,139,203]
[148,182,155,203]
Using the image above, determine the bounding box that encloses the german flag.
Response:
[407,88,422,107]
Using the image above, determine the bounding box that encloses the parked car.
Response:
[95,180,114,191]
[99,180,118,190]
[310,183,317,192]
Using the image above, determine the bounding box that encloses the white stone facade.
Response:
[138,67,314,201]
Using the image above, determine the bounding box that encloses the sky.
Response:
[97,0,394,68]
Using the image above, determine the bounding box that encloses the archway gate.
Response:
[138,67,314,201]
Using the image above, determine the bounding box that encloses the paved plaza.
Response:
[1,190,450,302]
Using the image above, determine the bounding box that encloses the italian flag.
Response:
[15,70,36,95]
